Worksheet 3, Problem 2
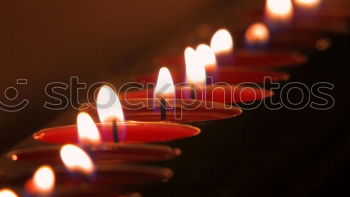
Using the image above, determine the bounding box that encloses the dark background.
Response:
[1,0,350,196]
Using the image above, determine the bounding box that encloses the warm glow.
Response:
[60,144,95,175]
[77,112,101,145]
[210,29,233,55]
[154,67,175,98]
[32,165,55,194]
[0,189,18,197]
[245,23,270,45]
[266,0,293,21]
[294,0,320,8]
[185,47,206,86]
[97,85,125,123]
[196,44,217,72]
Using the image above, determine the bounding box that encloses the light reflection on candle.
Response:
[210,29,233,55]
[77,112,101,145]
[245,22,270,45]
[266,0,293,21]
[0,189,18,197]
[185,47,206,86]
[154,67,175,98]
[294,0,321,9]
[97,85,125,123]
[32,165,55,195]
[196,44,217,72]
[60,144,95,175]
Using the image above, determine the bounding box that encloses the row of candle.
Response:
[1,0,347,196]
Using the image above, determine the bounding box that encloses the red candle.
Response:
[123,84,273,105]
[82,98,242,123]
[154,50,306,68]
[134,67,289,84]
[8,144,181,165]
[33,121,200,145]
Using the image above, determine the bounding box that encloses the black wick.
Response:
[112,119,119,143]
[160,97,166,121]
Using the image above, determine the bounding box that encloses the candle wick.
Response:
[190,85,196,100]
[160,97,166,121]
[112,119,119,143]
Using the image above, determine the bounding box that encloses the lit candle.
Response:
[33,112,200,144]
[0,189,18,197]
[152,29,306,68]
[8,144,181,165]
[265,0,293,28]
[127,67,273,104]
[245,22,270,48]
[25,165,55,196]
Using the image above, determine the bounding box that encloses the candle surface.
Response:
[8,144,181,164]
[123,85,273,104]
[83,99,242,123]
[153,50,306,68]
[33,122,200,144]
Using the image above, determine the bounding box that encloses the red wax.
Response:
[134,67,289,84]
[153,50,306,68]
[8,144,181,164]
[33,122,200,144]
[122,85,273,104]
[82,99,242,123]
[2,165,173,187]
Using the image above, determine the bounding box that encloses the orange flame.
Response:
[97,85,125,123]
[77,112,101,145]
[245,22,270,45]
[32,165,55,194]
[196,44,217,72]
[185,47,206,86]
[60,144,95,175]
[266,0,293,21]
[154,67,175,98]
[0,189,18,197]
[210,29,233,55]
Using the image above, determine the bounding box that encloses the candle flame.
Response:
[185,47,206,86]
[0,189,18,197]
[196,44,217,72]
[154,67,175,98]
[97,85,125,123]
[266,0,293,21]
[60,144,95,175]
[245,22,270,45]
[77,112,101,145]
[32,165,55,194]
[294,0,321,8]
[210,29,233,55]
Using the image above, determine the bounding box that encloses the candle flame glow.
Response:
[185,47,206,86]
[266,0,293,21]
[60,144,95,175]
[210,29,233,55]
[245,22,270,45]
[77,112,101,145]
[32,165,55,194]
[97,85,125,123]
[0,189,18,197]
[196,44,217,72]
[154,67,175,98]
[294,0,321,8]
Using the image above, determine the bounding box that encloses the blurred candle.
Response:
[265,0,293,27]
[210,29,234,66]
[0,189,18,197]
[25,165,55,196]
[245,22,270,48]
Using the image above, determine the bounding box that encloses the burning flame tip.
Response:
[60,144,95,175]
[155,67,175,98]
[0,189,18,197]
[210,29,233,54]
[97,85,125,123]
